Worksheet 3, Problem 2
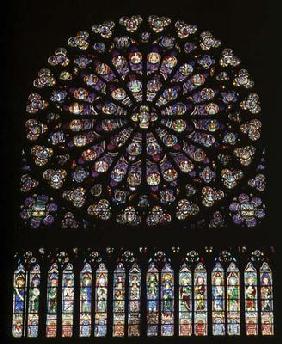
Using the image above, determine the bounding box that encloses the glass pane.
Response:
[12,264,27,337]
[113,262,125,337]
[260,262,274,335]
[245,262,258,335]
[147,262,159,336]
[128,264,141,336]
[227,262,240,335]
[212,262,225,335]
[62,263,74,337]
[94,263,108,337]
[79,263,92,337]
[179,264,192,336]
[194,262,208,336]
[27,264,40,337]
[46,263,58,338]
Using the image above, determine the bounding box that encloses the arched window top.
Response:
[260,262,272,274]
[81,262,92,273]
[245,262,256,273]
[212,261,224,272]
[227,261,239,272]
[115,262,125,271]
[48,263,59,276]
[129,263,141,273]
[97,262,107,272]
[63,263,73,271]
[179,263,191,272]
[162,262,173,272]
[19,15,266,230]
[195,262,206,273]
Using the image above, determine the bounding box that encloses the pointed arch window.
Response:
[179,263,192,336]
[12,264,27,337]
[79,263,92,337]
[27,264,40,337]
[46,263,59,337]
[212,262,225,335]
[128,263,141,336]
[94,263,108,337]
[194,262,208,336]
[113,262,126,337]
[61,263,74,337]
[227,262,240,335]
[161,262,174,336]
[245,262,258,335]
[260,262,274,335]
[147,261,159,336]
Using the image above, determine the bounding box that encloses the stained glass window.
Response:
[62,263,74,337]
[260,262,274,335]
[10,249,276,338]
[194,262,208,336]
[79,263,92,337]
[147,261,159,336]
[212,262,225,335]
[94,262,108,337]
[46,263,58,337]
[245,262,258,335]
[27,264,40,337]
[128,263,141,336]
[179,263,192,336]
[227,262,240,335]
[161,262,174,336]
[20,15,265,230]
[113,262,126,336]
[12,264,27,337]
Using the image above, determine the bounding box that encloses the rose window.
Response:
[20,15,265,228]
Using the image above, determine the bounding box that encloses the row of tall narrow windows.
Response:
[12,260,274,338]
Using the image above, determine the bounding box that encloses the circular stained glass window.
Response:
[20,15,265,228]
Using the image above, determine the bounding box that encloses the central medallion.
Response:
[131,104,158,129]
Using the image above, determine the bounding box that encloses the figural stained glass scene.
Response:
[19,15,266,229]
[12,248,275,338]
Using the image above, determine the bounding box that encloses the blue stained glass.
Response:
[147,262,159,336]
[212,262,225,335]
[161,263,174,336]
[12,264,27,337]
[80,263,92,337]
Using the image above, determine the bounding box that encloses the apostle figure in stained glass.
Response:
[260,262,274,335]
[227,262,240,335]
[179,264,192,336]
[194,263,207,336]
[245,262,258,335]
[12,264,26,337]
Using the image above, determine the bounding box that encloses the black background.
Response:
[1,0,282,343]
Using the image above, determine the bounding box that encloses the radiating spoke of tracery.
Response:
[46,263,59,337]
[79,263,92,337]
[113,262,126,337]
[94,263,108,337]
[20,15,266,229]
[194,262,208,336]
[12,264,27,337]
[227,262,240,335]
[212,262,225,335]
[260,262,274,335]
[244,262,258,335]
[128,264,141,336]
[147,261,159,336]
[27,264,40,337]
[178,263,192,336]
[62,263,74,337]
